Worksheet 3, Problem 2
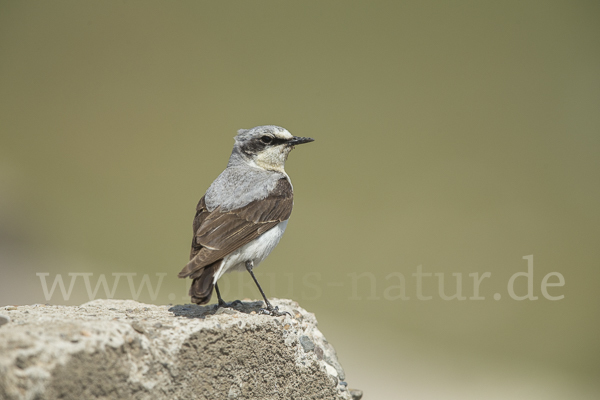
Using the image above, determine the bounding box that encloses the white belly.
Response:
[213,220,288,283]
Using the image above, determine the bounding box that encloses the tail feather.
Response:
[178,255,203,279]
[187,261,221,305]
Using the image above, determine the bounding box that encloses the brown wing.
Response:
[178,178,293,279]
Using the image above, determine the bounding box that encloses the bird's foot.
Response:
[217,299,230,309]
[259,304,291,317]
[230,299,243,307]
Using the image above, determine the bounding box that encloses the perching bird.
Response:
[178,125,314,315]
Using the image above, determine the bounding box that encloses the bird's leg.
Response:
[245,260,290,317]
[214,283,228,308]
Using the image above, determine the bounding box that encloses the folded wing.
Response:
[179,178,293,280]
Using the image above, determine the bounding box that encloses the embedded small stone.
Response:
[315,345,324,360]
[0,314,10,327]
[299,335,315,352]
[131,320,145,334]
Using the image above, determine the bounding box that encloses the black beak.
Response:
[288,136,315,146]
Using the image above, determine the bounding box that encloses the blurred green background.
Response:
[1,1,599,398]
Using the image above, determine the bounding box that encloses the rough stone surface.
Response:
[0,299,357,400]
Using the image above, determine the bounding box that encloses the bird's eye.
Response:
[260,136,273,144]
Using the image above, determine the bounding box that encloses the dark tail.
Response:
[186,261,221,305]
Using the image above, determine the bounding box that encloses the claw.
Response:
[259,305,291,317]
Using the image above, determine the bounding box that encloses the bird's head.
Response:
[231,125,314,172]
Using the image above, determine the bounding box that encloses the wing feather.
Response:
[179,178,293,278]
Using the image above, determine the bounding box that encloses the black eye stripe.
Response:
[271,137,288,146]
[259,137,288,146]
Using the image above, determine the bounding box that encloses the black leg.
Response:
[215,283,228,308]
[245,260,290,317]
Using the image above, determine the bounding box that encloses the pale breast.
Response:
[213,220,289,283]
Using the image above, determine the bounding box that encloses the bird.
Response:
[178,125,314,315]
